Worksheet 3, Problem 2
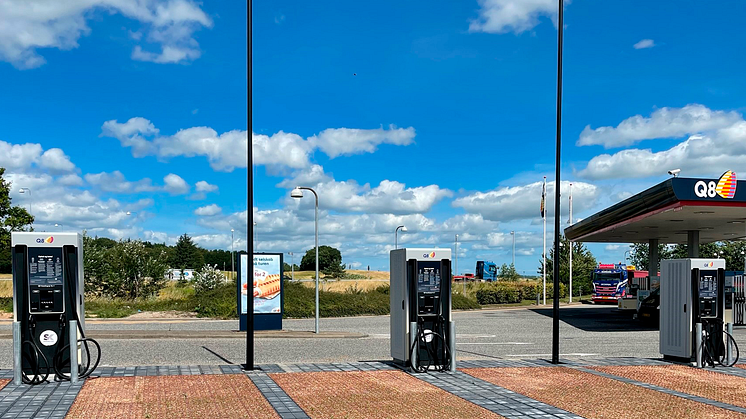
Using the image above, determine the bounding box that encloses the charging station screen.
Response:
[28,247,63,286]
[699,270,718,299]
[417,261,441,293]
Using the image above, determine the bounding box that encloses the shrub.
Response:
[193,281,236,318]
[451,293,480,310]
[193,264,224,293]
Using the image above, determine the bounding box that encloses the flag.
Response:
[540,181,546,218]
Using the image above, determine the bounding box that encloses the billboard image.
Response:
[240,253,282,314]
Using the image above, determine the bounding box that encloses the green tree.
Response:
[628,243,674,272]
[300,245,345,276]
[0,168,34,273]
[193,264,225,293]
[84,238,169,299]
[171,233,204,269]
[537,235,597,294]
[498,263,520,281]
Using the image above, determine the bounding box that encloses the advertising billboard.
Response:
[240,253,283,315]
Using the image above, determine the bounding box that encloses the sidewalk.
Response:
[1,357,746,419]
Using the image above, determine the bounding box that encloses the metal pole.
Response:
[244,0,254,371]
[543,176,547,305]
[727,322,734,366]
[70,320,79,385]
[313,191,319,334]
[13,322,21,386]
[290,252,294,281]
[569,182,573,303]
[511,231,515,267]
[551,0,564,365]
[696,322,703,368]
[231,230,235,280]
[457,235,463,295]
[449,321,456,372]
[409,321,417,371]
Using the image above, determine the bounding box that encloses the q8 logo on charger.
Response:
[694,171,736,199]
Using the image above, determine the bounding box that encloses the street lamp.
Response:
[510,231,515,267]
[253,222,258,251]
[395,225,407,249]
[624,250,631,264]
[55,223,63,232]
[456,234,463,294]
[19,188,32,223]
[288,252,295,281]
[231,229,235,280]
[291,186,320,334]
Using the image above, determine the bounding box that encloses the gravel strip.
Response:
[270,370,504,419]
[66,375,279,419]
[592,365,746,409]
[462,366,744,419]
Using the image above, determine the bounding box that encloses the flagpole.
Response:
[569,182,573,303]
[543,176,547,306]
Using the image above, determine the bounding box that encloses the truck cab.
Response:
[591,263,629,303]
[475,261,498,282]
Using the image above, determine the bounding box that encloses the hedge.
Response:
[475,281,566,305]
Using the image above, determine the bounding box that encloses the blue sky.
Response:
[2,1,746,274]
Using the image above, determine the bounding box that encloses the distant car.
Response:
[637,287,660,324]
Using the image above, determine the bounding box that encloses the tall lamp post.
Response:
[456,234,463,294]
[291,186,320,334]
[510,231,515,267]
[19,188,32,224]
[395,225,407,249]
[55,223,63,232]
[288,252,294,281]
[231,229,235,280]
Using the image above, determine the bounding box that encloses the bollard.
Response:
[409,321,417,372]
[13,322,21,386]
[695,322,703,368]
[70,320,79,384]
[536,293,540,305]
[727,322,734,366]
[449,321,456,372]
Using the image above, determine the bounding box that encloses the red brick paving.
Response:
[0,379,8,391]
[271,370,504,419]
[594,365,746,409]
[66,375,279,419]
[462,367,744,419]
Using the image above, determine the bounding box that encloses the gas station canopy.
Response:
[565,174,746,244]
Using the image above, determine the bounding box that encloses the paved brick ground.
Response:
[0,381,81,419]
[0,379,8,390]
[270,370,504,419]
[66,375,279,419]
[462,366,744,419]
[593,365,746,410]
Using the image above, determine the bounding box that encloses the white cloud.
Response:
[58,174,84,186]
[468,0,565,34]
[103,118,417,172]
[578,108,746,180]
[0,142,43,171]
[280,165,452,214]
[453,180,598,222]
[253,131,311,169]
[633,39,655,49]
[39,148,76,173]
[0,0,212,69]
[194,204,221,216]
[85,171,157,193]
[308,125,415,158]
[605,244,624,251]
[163,173,189,195]
[195,181,218,192]
[189,180,218,200]
[577,104,741,148]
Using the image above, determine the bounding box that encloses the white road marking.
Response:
[504,353,597,357]
[458,342,533,345]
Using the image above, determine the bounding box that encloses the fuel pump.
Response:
[660,259,738,367]
[390,248,455,372]
[12,232,100,384]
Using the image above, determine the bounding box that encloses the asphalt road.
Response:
[1,304,744,367]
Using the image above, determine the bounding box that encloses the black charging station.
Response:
[390,248,454,372]
[11,232,99,385]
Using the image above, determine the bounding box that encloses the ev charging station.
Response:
[390,248,455,372]
[660,259,738,367]
[11,232,99,385]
